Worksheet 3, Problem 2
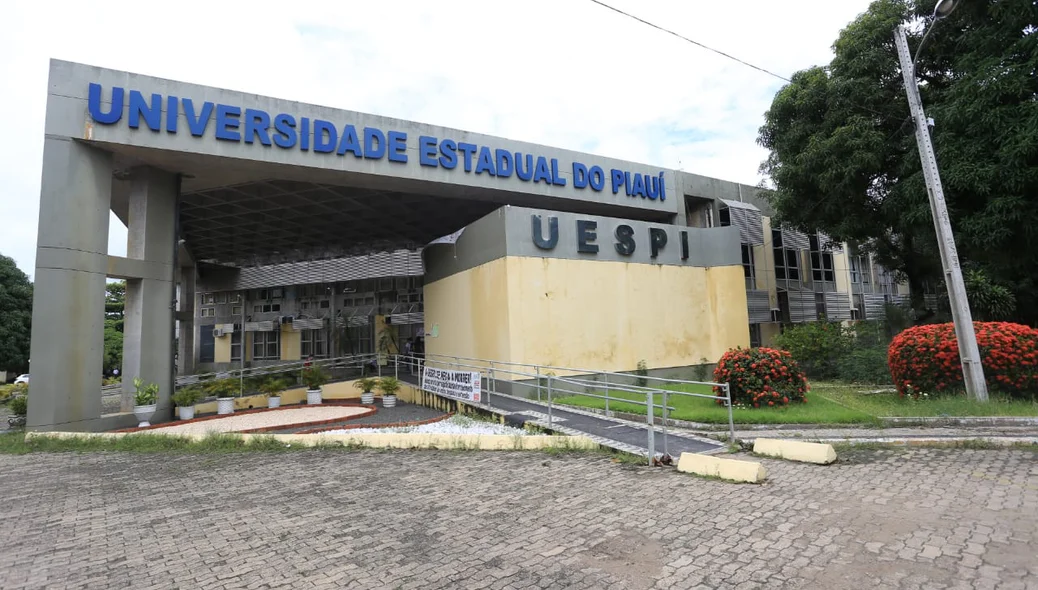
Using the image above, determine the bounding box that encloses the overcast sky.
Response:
[0,0,872,277]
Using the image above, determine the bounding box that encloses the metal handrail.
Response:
[398,352,736,462]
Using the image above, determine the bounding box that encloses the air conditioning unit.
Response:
[213,328,224,338]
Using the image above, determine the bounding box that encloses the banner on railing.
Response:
[422,367,482,403]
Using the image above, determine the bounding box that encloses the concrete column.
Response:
[177,265,196,376]
[120,168,178,416]
[27,139,112,431]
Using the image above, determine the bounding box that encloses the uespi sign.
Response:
[531,214,693,261]
[422,367,482,403]
[86,83,667,203]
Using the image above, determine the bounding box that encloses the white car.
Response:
[14,374,29,385]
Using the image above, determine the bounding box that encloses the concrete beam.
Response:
[676,453,767,483]
[753,438,838,465]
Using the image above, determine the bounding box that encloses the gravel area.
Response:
[146,406,369,435]
[320,414,528,436]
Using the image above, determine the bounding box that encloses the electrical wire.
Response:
[587,0,792,82]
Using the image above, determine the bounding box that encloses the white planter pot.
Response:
[307,389,322,405]
[133,403,157,428]
[217,398,235,415]
[178,406,195,421]
[382,394,397,408]
[268,396,281,409]
[361,391,374,405]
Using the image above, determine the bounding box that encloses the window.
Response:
[749,324,762,348]
[850,255,871,285]
[230,293,241,304]
[815,292,826,320]
[200,307,215,318]
[231,305,242,316]
[199,329,215,363]
[719,207,732,226]
[271,287,284,299]
[252,331,280,360]
[252,304,281,313]
[741,244,756,289]
[231,331,242,362]
[809,235,835,284]
[319,300,330,309]
[203,293,215,305]
[216,293,228,304]
[772,229,800,282]
[301,329,327,358]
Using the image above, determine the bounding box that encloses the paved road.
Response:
[2,447,1036,589]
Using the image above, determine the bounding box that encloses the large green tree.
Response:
[758,0,1038,322]
[103,281,126,373]
[0,254,33,372]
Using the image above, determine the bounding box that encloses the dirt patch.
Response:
[579,530,664,590]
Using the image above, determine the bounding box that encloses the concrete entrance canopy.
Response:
[28,59,713,433]
[45,60,682,267]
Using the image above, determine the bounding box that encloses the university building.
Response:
[29,59,911,431]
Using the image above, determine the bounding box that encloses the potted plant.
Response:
[206,378,240,415]
[377,376,401,408]
[132,376,159,427]
[301,365,330,405]
[171,385,202,420]
[260,377,286,409]
[354,376,378,405]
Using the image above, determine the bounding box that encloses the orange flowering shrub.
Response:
[888,322,1038,398]
[713,347,809,408]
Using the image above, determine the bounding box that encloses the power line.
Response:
[587,0,792,82]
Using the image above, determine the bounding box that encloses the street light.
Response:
[893,6,989,402]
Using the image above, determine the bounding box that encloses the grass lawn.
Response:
[552,383,878,425]
[553,381,1038,425]
[816,383,1038,418]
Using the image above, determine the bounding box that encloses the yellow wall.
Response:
[281,324,300,361]
[424,257,513,370]
[425,256,749,374]
[215,334,231,363]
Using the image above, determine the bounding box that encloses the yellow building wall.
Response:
[504,257,749,371]
[424,257,512,370]
[281,324,300,361]
[215,334,231,363]
[424,256,749,374]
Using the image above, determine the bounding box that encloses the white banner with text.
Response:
[422,367,482,403]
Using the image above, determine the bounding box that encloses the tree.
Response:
[0,254,33,372]
[758,0,1038,323]
[103,281,126,373]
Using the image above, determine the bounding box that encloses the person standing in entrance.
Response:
[403,338,414,373]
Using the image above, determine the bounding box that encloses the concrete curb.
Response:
[676,453,766,483]
[24,430,601,451]
[753,438,837,464]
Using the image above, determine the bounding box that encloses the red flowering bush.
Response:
[888,322,1038,398]
[713,347,809,408]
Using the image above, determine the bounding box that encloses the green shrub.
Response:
[836,348,891,385]
[772,321,851,380]
[377,376,401,397]
[713,347,809,408]
[635,360,649,388]
[353,377,379,393]
[171,386,203,407]
[204,378,241,399]
[132,376,159,406]
[0,383,27,403]
[10,394,28,416]
[692,357,711,382]
[301,365,330,390]
[889,321,1038,398]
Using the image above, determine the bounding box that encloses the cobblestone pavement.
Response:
[2,448,1037,589]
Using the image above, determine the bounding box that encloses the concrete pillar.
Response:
[177,265,196,376]
[27,139,112,431]
[120,168,178,416]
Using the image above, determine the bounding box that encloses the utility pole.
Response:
[893,25,988,401]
